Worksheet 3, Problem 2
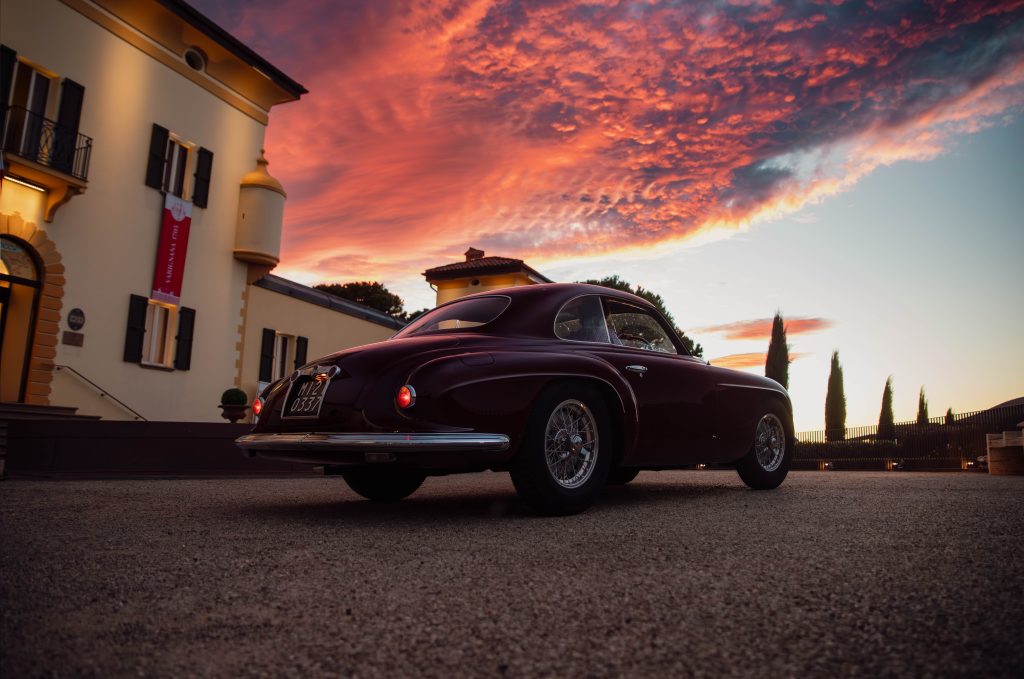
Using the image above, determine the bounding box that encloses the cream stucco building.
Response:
[1,0,400,423]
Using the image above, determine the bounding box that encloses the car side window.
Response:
[604,300,678,354]
[554,295,611,343]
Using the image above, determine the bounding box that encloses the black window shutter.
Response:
[192,147,213,208]
[123,295,149,362]
[294,336,308,369]
[259,328,275,382]
[56,79,85,131]
[145,124,169,189]
[0,45,16,134]
[174,307,196,370]
[53,79,85,174]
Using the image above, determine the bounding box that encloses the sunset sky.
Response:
[194,0,1024,431]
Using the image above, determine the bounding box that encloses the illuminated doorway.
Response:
[0,235,42,402]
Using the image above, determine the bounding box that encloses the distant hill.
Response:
[986,396,1024,410]
[954,397,1024,427]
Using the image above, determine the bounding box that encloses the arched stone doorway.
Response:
[0,213,64,405]
[1,235,41,401]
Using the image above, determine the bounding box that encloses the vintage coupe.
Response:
[236,283,794,514]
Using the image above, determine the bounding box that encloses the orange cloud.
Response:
[711,352,810,369]
[711,353,769,369]
[695,317,834,341]
[193,0,1024,285]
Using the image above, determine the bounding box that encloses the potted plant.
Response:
[219,387,250,423]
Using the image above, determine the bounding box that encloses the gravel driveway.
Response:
[2,471,1022,677]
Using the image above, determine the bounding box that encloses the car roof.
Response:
[451,282,661,339]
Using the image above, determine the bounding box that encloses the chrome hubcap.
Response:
[754,413,786,472]
[544,399,598,489]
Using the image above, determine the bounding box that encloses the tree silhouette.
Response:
[945,407,955,426]
[765,311,789,389]
[582,276,703,357]
[315,281,405,317]
[917,387,929,425]
[878,376,895,440]
[825,350,846,441]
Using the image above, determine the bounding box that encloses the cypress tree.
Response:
[824,350,846,441]
[877,376,895,440]
[765,311,790,389]
[945,407,955,426]
[917,388,929,425]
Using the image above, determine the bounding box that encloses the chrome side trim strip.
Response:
[236,432,510,453]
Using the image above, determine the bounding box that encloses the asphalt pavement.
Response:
[2,471,1022,678]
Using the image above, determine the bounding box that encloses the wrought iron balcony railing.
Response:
[1,105,92,181]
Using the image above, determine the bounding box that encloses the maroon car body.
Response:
[237,283,794,513]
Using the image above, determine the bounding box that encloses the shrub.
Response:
[220,388,248,405]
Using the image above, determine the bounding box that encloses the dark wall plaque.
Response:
[67,308,86,331]
[62,331,84,347]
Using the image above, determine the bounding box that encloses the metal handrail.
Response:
[1,105,93,181]
[53,364,147,421]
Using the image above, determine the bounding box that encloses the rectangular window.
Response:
[123,295,194,369]
[8,61,54,113]
[604,299,678,354]
[144,124,213,206]
[163,137,191,197]
[6,61,56,160]
[272,333,294,381]
[142,300,178,367]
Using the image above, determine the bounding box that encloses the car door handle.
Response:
[625,364,648,376]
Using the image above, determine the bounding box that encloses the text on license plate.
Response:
[287,378,327,416]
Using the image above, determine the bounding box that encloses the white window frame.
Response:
[7,60,57,114]
[141,300,178,368]
[271,332,294,381]
[7,60,58,158]
[163,134,195,199]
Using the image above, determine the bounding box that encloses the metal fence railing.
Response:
[793,403,1024,470]
[1,105,92,181]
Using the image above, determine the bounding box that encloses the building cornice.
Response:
[59,0,306,125]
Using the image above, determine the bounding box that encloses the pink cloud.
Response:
[711,351,810,369]
[695,317,834,341]
[192,0,1024,285]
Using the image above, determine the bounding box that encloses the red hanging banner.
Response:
[151,194,193,305]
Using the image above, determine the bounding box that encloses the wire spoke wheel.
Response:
[754,413,786,472]
[543,399,599,489]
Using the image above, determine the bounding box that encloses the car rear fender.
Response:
[404,351,640,459]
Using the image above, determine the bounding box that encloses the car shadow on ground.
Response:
[234,474,746,525]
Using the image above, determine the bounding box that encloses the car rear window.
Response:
[394,296,511,338]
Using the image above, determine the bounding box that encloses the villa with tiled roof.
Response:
[423,247,551,306]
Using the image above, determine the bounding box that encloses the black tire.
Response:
[342,470,425,501]
[510,382,612,515]
[606,468,640,485]
[735,401,794,490]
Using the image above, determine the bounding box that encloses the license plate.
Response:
[283,368,335,419]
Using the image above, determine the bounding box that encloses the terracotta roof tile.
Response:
[423,256,552,283]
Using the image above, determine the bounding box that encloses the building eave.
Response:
[255,275,405,330]
[65,0,307,121]
[154,0,307,98]
[423,261,553,284]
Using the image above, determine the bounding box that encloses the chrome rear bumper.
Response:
[236,432,510,454]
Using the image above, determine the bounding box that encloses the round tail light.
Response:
[252,397,263,417]
[396,385,416,409]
